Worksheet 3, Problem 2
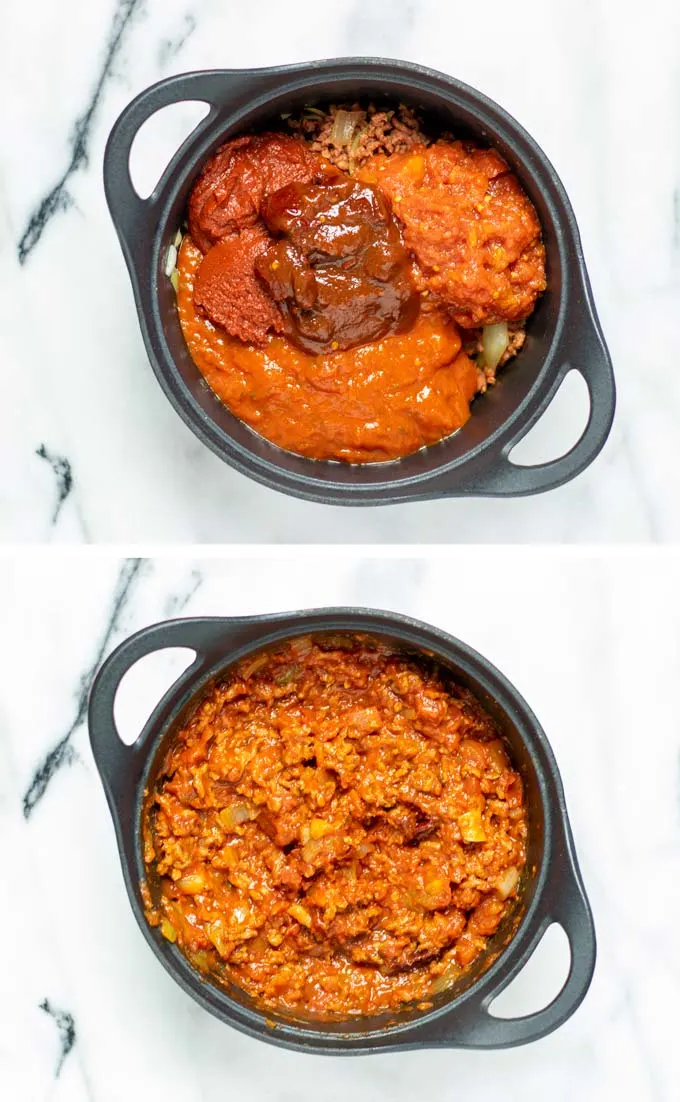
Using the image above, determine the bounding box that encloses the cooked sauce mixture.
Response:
[144,636,528,1018]
[172,109,546,463]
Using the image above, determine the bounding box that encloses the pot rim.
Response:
[89,607,596,1051]
[104,58,615,504]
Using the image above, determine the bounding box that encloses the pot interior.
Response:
[150,72,564,488]
[137,628,546,1039]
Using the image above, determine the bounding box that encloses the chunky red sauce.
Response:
[178,235,478,463]
[144,636,527,1019]
[357,142,546,327]
[175,125,546,463]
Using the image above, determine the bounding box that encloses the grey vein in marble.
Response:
[157,13,197,65]
[39,999,75,1078]
[162,568,203,616]
[22,558,144,818]
[36,444,74,526]
[17,0,144,264]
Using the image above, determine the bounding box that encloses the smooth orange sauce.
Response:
[177,236,479,464]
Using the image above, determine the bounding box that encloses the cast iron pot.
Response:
[104,58,615,506]
[89,608,596,1053]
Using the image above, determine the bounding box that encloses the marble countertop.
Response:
[2,0,679,543]
[1,552,678,1100]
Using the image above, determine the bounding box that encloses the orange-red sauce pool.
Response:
[177,236,478,463]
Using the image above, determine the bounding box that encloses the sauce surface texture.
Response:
[144,635,528,1018]
[174,119,546,463]
[177,236,478,463]
[357,141,546,327]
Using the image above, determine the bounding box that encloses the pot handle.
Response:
[439,313,615,498]
[103,71,265,261]
[88,617,236,798]
[430,833,596,1048]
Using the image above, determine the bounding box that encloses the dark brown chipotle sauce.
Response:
[255,177,419,353]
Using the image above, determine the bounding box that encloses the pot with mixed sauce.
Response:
[173,110,546,464]
[89,609,596,1052]
[143,634,528,1018]
[104,60,614,500]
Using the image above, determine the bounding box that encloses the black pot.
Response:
[104,58,614,506]
[89,608,595,1053]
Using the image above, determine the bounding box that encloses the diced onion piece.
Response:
[178,872,206,894]
[486,739,510,775]
[288,902,313,928]
[482,322,509,371]
[497,866,520,899]
[173,229,183,248]
[214,843,238,869]
[425,877,446,895]
[430,963,460,994]
[308,818,332,840]
[160,917,177,942]
[191,948,214,971]
[329,109,362,148]
[301,839,323,864]
[274,663,300,686]
[290,636,313,658]
[349,126,366,154]
[164,243,178,277]
[458,809,486,843]
[241,653,268,678]
[170,268,179,293]
[207,919,231,956]
[219,804,252,830]
[348,125,368,175]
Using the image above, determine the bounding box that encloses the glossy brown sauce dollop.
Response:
[255,178,418,353]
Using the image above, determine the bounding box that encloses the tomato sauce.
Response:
[144,636,527,1019]
[175,127,545,463]
[188,133,321,253]
[177,236,479,463]
[357,141,546,328]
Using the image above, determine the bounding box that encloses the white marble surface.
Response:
[1,551,678,1100]
[2,0,679,543]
